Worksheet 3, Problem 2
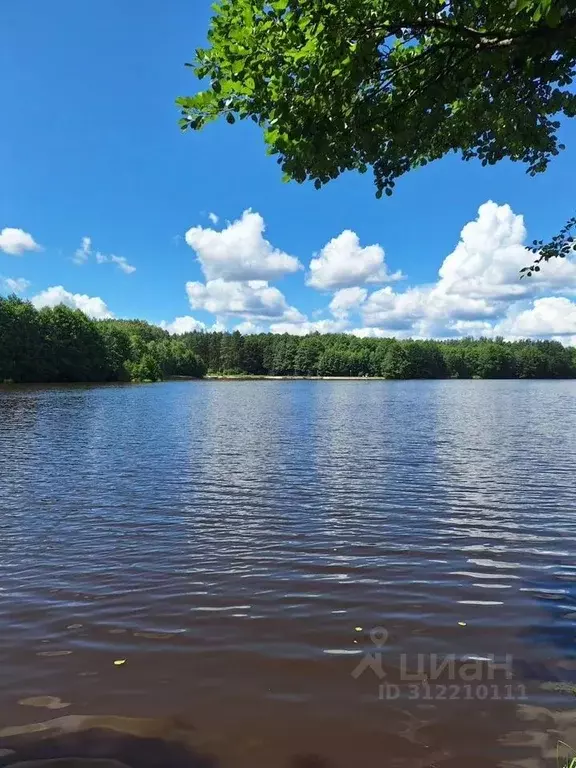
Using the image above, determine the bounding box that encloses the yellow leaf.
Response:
[113,659,126,666]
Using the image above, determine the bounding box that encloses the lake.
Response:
[0,379,575,768]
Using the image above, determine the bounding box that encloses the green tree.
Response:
[441,342,473,379]
[294,335,323,375]
[381,341,410,379]
[404,340,447,378]
[127,354,163,382]
[98,323,132,381]
[240,334,265,374]
[180,0,576,264]
[271,335,299,375]
[472,341,516,378]
[41,305,108,382]
[220,331,243,373]
[514,343,549,377]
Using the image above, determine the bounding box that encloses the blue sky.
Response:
[2,0,576,342]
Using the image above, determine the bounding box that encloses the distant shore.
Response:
[206,374,388,381]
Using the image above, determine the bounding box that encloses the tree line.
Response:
[0,296,206,383]
[183,330,576,379]
[2,294,575,383]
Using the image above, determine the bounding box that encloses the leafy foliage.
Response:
[179,0,576,198]
[180,0,576,274]
[0,296,206,384]
[179,329,576,379]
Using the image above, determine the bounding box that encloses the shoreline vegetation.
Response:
[2,295,576,384]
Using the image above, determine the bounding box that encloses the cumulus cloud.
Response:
[362,284,496,333]
[329,287,368,318]
[0,228,41,256]
[160,315,207,335]
[31,286,113,319]
[208,212,219,225]
[357,201,576,340]
[307,230,402,290]
[437,201,576,301]
[186,278,305,322]
[174,201,576,344]
[495,297,576,341]
[1,276,31,294]
[73,236,92,265]
[185,210,301,281]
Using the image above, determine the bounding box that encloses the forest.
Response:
[2,294,576,383]
[185,328,576,379]
[0,296,206,383]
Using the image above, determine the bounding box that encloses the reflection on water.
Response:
[0,380,575,767]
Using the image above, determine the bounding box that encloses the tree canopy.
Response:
[178,0,576,262]
[0,296,206,384]
[175,328,576,379]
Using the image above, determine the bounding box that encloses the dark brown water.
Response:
[1,380,575,768]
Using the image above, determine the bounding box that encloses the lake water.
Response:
[0,380,575,768]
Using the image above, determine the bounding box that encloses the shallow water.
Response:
[0,380,575,767]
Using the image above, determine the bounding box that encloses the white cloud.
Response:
[355,202,576,341]
[329,287,368,318]
[73,236,92,265]
[235,320,264,334]
[109,254,136,274]
[31,286,113,319]
[208,212,219,225]
[307,230,403,290]
[362,284,495,332]
[185,210,301,281]
[186,278,305,322]
[160,315,207,335]
[169,201,576,344]
[495,297,576,340]
[349,327,396,338]
[73,236,135,273]
[1,276,31,294]
[0,228,41,256]
[437,201,576,301]
[270,318,349,335]
[96,251,136,274]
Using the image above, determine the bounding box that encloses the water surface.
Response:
[0,380,575,767]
